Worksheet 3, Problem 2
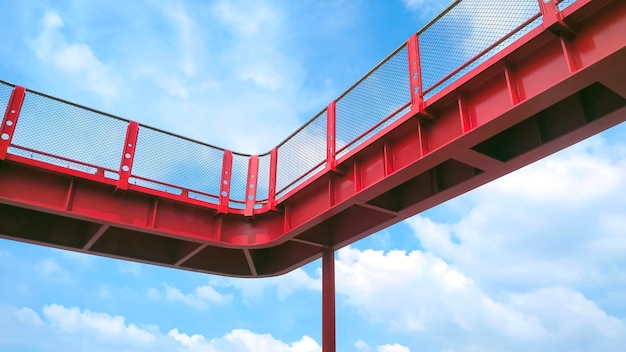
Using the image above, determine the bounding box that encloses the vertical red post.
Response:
[322,249,336,352]
[0,86,26,160]
[538,0,572,34]
[407,34,426,116]
[244,155,259,216]
[267,147,278,210]
[116,121,139,189]
[326,102,337,171]
[218,150,233,214]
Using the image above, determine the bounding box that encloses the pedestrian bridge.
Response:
[1,0,624,278]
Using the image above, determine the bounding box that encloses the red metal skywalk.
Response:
[1,0,625,279]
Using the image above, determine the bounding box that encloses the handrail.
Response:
[0,0,562,214]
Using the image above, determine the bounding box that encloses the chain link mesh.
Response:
[277,163,326,200]
[11,91,128,172]
[131,126,224,200]
[558,0,576,11]
[0,81,14,116]
[420,0,541,100]
[256,153,270,203]
[336,46,410,158]
[276,110,327,199]
[337,104,411,160]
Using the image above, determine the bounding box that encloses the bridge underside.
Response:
[0,0,625,278]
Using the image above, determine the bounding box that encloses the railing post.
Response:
[244,155,259,216]
[326,102,337,171]
[0,86,26,160]
[116,121,139,190]
[218,150,233,214]
[267,147,278,210]
[538,0,574,36]
[407,34,427,117]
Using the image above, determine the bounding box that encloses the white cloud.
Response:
[212,267,321,302]
[149,283,232,311]
[0,303,321,351]
[378,344,411,352]
[406,136,626,291]
[43,304,156,345]
[147,287,161,300]
[210,0,303,93]
[334,246,626,351]
[335,247,545,339]
[212,0,278,37]
[36,258,72,283]
[169,328,321,352]
[356,340,412,352]
[509,287,626,340]
[158,2,199,77]
[118,261,143,277]
[401,0,452,17]
[15,306,45,326]
[29,11,118,100]
[355,339,371,351]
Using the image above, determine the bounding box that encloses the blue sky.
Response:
[1,0,626,351]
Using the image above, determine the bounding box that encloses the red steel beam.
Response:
[0,0,624,278]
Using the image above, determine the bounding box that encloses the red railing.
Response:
[0,0,577,216]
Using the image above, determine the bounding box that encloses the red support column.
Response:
[244,155,259,216]
[407,34,426,116]
[218,150,233,214]
[326,102,337,172]
[322,249,336,352]
[116,121,139,190]
[267,147,278,210]
[0,86,26,160]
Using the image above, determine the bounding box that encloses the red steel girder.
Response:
[0,0,625,278]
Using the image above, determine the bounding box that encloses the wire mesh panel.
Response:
[336,45,410,159]
[558,0,577,11]
[0,81,14,114]
[256,153,271,204]
[420,0,541,99]
[131,126,223,201]
[229,153,249,209]
[276,110,327,199]
[337,103,411,160]
[11,90,128,172]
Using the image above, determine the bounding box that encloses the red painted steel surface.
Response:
[0,0,625,277]
[116,121,139,191]
[326,102,337,172]
[0,86,25,160]
[244,155,259,216]
[407,34,426,116]
[322,250,336,352]
[218,151,233,214]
